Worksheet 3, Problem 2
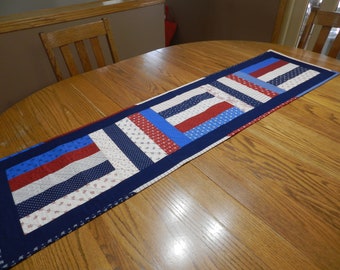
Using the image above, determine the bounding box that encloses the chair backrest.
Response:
[40,18,119,81]
[298,7,340,58]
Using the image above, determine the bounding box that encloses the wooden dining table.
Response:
[0,40,339,270]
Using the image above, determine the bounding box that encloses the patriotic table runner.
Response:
[0,50,338,268]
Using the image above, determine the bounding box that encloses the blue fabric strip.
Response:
[0,143,43,163]
[16,161,114,218]
[6,136,93,180]
[267,66,308,85]
[104,124,154,171]
[158,92,214,118]
[141,109,192,147]
[240,57,280,74]
[211,80,263,107]
[234,71,286,94]
[185,107,243,140]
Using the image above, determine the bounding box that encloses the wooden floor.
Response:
[1,41,339,269]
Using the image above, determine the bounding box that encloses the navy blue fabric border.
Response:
[0,50,338,269]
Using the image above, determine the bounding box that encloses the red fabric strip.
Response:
[9,143,99,192]
[250,60,287,78]
[176,102,233,132]
[128,113,180,154]
[226,74,278,98]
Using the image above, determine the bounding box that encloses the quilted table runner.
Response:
[0,50,338,268]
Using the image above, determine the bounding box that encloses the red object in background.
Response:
[165,5,177,46]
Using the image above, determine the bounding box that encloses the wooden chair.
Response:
[40,18,119,81]
[298,7,340,58]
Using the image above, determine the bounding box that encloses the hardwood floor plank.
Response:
[192,134,340,269]
[71,76,123,118]
[11,226,116,270]
[170,163,320,270]
[0,82,103,158]
[93,179,269,269]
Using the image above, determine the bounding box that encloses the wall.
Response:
[165,0,283,44]
[0,0,94,16]
[0,4,165,113]
[277,0,308,47]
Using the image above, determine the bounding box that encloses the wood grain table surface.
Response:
[0,40,339,270]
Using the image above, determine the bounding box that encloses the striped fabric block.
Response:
[0,50,338,269]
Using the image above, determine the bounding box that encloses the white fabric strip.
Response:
[278,70,320,91]
[202,84,254,112]
[267,49,335,71]
[258,63,299,82]
[165,97,223,126]
[12,151,107,205]
[151,86,207,113]
[217,77,272,103]
[20,170,118,234]
[116,118,167,163]
[133,135,231,193]
[89,129,139,180]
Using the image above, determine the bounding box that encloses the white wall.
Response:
[165,0,283,44]
[0,4,165,113]
[0,0,95,16]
